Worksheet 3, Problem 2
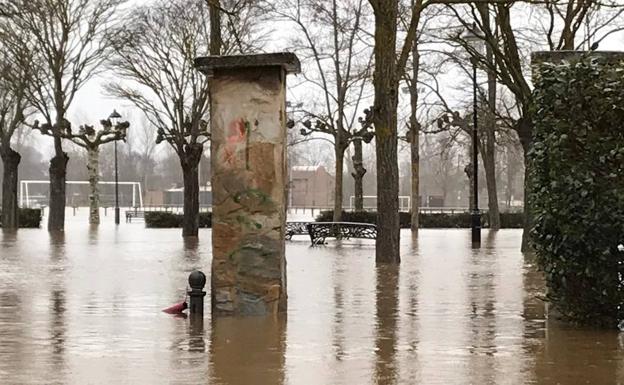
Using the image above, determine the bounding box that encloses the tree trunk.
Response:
[333,145,345,221]
[87,147,100,225]
[48,138,68,232]
[209,0,222,56]
[409,125,419,231]
[482,138,500,229]
[181,144,202,237]
[1,147,20,229]
[352,138,366,212]
[484,28,500,230]
[371,1,400,263]
[517,118,533,252]
[409,38,420,232]
[506,148,514,209]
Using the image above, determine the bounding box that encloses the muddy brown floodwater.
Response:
[1,213,623,384]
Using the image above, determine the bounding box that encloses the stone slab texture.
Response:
[196,53,300,316]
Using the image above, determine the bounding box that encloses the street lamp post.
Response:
[109,109,122,225]
[462,24,484,245]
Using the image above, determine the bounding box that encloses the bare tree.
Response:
[35,119,128,224]
[108,0,211,237]
[0,22,37,229]
[399,2,445,231]
[447,0,624,249]
[367,0,422,263]
[16,0,124,231]
[266,0,374,221]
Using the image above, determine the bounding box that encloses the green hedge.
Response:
[0,208,42,228]
[530,55,624,327]
[145,211,212,228]
[19,208,42,228]
[314,210,524,229]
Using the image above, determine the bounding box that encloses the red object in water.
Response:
[162,301,188,314]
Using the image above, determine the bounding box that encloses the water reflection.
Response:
[49,232,67,379]
[465,239,497,384]
[188,315,206,353]
[210,316,286,385]
[331,255,346,361]
[374,264,399,385]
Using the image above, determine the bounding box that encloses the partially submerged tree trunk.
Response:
[484,34,500,230]
[371,1,400,264]
[518,118,533,252]
[181,144,202,237]
[86,146,100,225]
[409,40,420,232]
[1,146,20,229]
[48,135,68,232]
[409,123,419,231]
[482,135,499,229]
[352,138,366,212]
[333,145,345,221]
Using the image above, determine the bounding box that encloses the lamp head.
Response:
[109,109,122,126]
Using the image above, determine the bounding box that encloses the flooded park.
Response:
[0,211,622,385]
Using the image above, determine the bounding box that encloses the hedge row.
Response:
[0,208,42,228]
[143,209,524,229]
[530,55,624,327]
[314,210,524,229]
[144,211,212,228]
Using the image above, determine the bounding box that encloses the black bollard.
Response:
[187,270,207,315]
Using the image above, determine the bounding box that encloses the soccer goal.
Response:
[349,195,411,212]
[19,180,143,208]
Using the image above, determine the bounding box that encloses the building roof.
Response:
[292,165,326,172]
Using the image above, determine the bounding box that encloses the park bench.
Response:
[285,221,311,240]
[125,210,145,223]
[306,222,377,245]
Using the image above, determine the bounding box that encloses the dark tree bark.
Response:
[181,144,202,237]
[333,144,346,221]
[48,134,68,232]
[517,117,533,252]
[483,10,500,231]
[1,146,20,229]
[352,137,366,212]
[370,0,400,263]
[409,37,420,232]
[409,123,419,231]
[482,134,500,229]
[209,0,222,56]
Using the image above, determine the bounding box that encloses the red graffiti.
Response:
[223,118,246,167]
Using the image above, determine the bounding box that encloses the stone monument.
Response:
[195,53,300,316]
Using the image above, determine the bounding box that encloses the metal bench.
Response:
[306,222,377,245]
[285,221,310,240]
[125,210,145,223]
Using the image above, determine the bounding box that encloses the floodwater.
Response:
[1,210,623,384]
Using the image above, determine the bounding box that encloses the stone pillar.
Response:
[195,53,300,316]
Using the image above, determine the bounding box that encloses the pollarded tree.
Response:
[16,0,124,231]
[266,0,374,221]
[108,0,211,237]
[35,119,128,225]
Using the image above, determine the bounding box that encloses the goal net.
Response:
[19,180,143,208]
